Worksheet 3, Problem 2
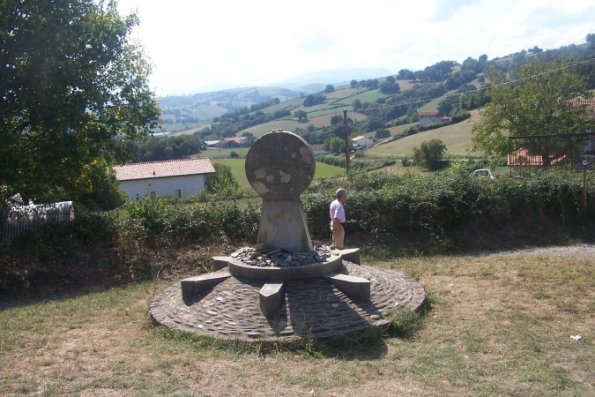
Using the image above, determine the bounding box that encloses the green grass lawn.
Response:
[200,147,250,159]
[1,250,592,396]
[212,158,346,192]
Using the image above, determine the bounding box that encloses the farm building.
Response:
[205,137,249,148]
[507,99,595,167]
[113,158,215,201]
[418,111,449,128]
[351,135,373,149]
[309,144,329,156]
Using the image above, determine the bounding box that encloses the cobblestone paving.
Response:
[150,262,426,341]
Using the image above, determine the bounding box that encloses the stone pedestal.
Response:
[257,199,313,252]
[245,130,315,252]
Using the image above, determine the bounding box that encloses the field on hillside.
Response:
[244,110,367,136]
[417,96,447,112]
[387,122,417,136]
[212,158,346,191]
[336,89,388,105]
[245,119,305,137]
[324,86,364,99]
[261,98,303,115]
[200,147,249,159]
[367,110,482,157]
[1,248,592,396]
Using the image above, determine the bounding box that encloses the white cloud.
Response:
[117,0,594,95]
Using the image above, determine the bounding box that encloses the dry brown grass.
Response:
[1,251,593,396]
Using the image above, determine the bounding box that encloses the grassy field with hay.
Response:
[1,250,592,396]
[367,110,483,157]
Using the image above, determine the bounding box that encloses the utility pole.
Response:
[343,109,350,172]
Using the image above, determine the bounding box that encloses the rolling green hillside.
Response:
[367,110,482,157]
[158,37,594,165]
[158,86,303,133]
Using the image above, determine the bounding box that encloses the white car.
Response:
[471,168,495,180]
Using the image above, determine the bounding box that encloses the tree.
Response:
[303,94,325,107]
[397,69,415,80]
[350,80,358,88]
[206,163,240,196]
[413,140,447,170]
[352,99,362,111]
[587,33,595,50]
[375,129,390,139]
[325,84,335,93]
[325,137,345,154]
[379,80,400,94]
[366,118,385,132]
[294,110,308,122]
[437,99,454,116]
[472,62,594,165]
[0,0,159,205]
[330,115,343,126]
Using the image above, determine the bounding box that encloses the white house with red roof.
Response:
[113,158,215,201]
[418,110,449,128]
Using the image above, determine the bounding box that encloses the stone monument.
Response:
[150,130,426,341]
[245,130,314,252]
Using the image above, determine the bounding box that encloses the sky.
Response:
[116,0,595,95]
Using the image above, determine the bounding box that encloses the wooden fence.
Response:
[1,201,74,242]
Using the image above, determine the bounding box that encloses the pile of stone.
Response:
[230,245,334,267]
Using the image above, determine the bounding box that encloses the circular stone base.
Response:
[150,262,426,341]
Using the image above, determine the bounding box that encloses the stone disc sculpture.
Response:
[150,129,426,341]
[245,130,315,253]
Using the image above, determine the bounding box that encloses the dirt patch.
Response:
[482,243,595,258]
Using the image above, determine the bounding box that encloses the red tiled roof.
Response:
[418,111,441,117]
[113,158,215,181]
[570,99,595,120]
[507,148,567,166]
[223,137,247,143]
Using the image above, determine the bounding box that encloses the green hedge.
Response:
[4,170,592,251]
[123,199,260,246]
[119,170,594,243]
[304,170,594,236]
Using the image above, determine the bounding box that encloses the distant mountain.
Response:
[157,67,396,132]
[158,86,303,133]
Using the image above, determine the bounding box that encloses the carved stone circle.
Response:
[245,130,315,200]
